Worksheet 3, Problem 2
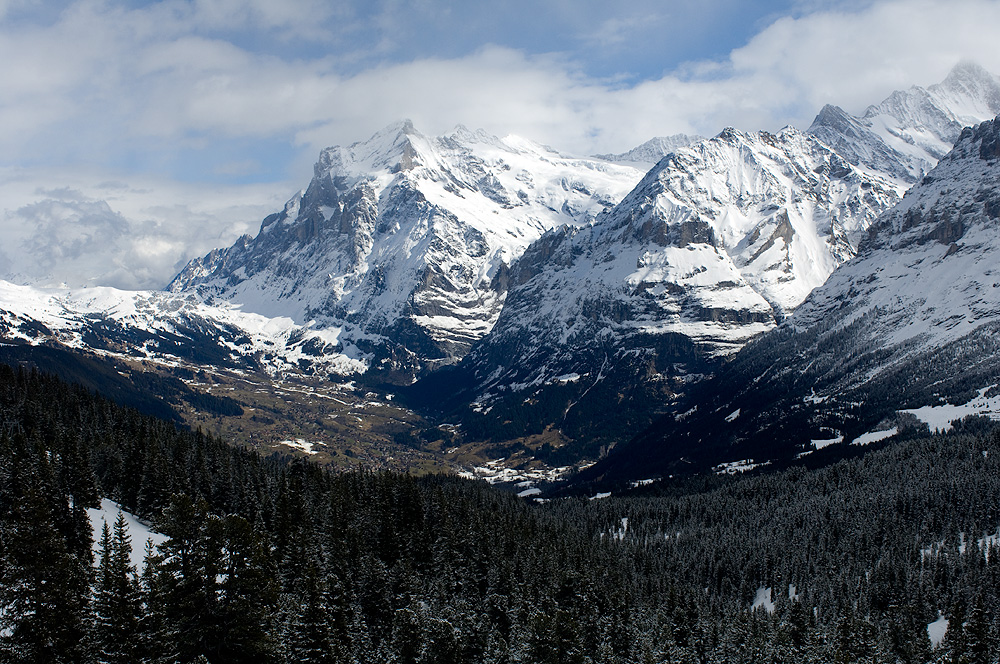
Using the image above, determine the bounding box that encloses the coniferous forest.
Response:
[4,362,1000,663]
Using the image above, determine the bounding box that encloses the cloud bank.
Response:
[1,0,999,289]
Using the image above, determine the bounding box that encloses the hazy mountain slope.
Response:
[809,61,1000,182]
[594,134,704,167]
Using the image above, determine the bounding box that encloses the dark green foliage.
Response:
[0,432,93,663]
[93,513,142,664]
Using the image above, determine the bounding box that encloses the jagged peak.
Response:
[943,113,1000,162]
[313,119,433,179]
[939,60,999,91]
[593,134,703,164]
[808,104,856,131]
[864,114,1000,250]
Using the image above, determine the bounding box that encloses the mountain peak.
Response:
[941,60,999,90]
[314,120,430,179]
[594,134,703,165]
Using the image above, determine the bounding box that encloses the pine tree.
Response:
[0,455,92,663]
[148,493,222,663]
[92,512,142,664]
[282,563,340,664]
[214,514,278,663]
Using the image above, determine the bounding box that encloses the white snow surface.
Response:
[0,279,368,376]
[87,499,168,572]
[279,438,321,455]
[811,434,844,450]
[752,587,776,614]
[901,387,1000,433]
[850,427,898,446]
[927,614,949,649]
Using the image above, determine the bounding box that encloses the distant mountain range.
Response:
[167,121,644,381]
[3,62,1000,480]
[412,62,1000,460]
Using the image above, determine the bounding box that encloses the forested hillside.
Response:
[2,363,1000,662]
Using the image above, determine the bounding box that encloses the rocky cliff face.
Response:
[169,121,643,380]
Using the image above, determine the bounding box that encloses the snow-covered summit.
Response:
[437,124,904,453]
[793,114,1000,351]
[594,134,704,167]
[168,121,644,379]
[809,61,1000,182]
[583,113,1000,481]
[461,124,902,387]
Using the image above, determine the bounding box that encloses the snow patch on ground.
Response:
[752,587,775,613]
[714,459,770,475]
[87,498,168,572]
[901,386,1000,432]
[850,427,898,446]
[457,459,593,496]
[811,434,844,450]
[278,438,320,455]
[928,614,949,649]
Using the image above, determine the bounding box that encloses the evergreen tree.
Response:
[148,493,222,663]
[0,455,91,663]
[92,512,142,664]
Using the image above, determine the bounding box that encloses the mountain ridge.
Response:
[168,122,644,381]
[576,112,1000,486]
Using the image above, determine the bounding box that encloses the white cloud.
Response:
[0,168,288,290]
[2,0,1000,290]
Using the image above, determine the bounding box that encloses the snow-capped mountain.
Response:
[594,134,704,167]
[0,280,365,376]
[808,61,1000,182]
[168,121,643,380]
[582,113,1000,484]
[416,63,1000,463]
[430,125,903,453]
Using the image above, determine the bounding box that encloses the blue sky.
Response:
[1,0,1000,289]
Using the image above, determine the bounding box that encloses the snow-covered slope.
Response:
[809,62,1000,182]
[583,114,1000,483]
[0,280,366,376]
[418,64,1000,463]
[168,121,643,379]
[443,126,902,436]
